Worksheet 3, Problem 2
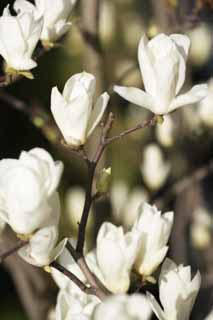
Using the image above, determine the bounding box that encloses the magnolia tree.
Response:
[0,1,212,320]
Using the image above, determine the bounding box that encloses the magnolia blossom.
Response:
[95,222,139,293]
[56,288,100,320]
[0,148,63,234]
[133,203,174,280]
[198,79,213,127]
[147,258,201,320]
[51,72,109,146]
[114,33,207,115]
[141,144,170,191]
[14,0,77,44]
[0,5,43,71]
[92,294,152,320]
[156,115,175,147]
[53,222,139,294]
[18,225,67,267]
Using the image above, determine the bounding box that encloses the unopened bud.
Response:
[96,167,111,194]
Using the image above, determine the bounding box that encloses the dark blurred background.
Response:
[0,0,213,319]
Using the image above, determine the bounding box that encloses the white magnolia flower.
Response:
[14,0,77,43]
[156,115,175,147]
[141,144,170,191]
[0,5,43,71]
[133,203,174,280]
[51,72,109,146]
[92,294,152,320]
[96,222,139,293]
[198,79,213,127]
[147,258,201,320]
[114,33,207,115]
[18,225,67,267]
[0,148,63,234]
[56,288,100,320]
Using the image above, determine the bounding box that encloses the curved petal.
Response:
[153,54,179,110]
[86,92,109,138]
[146,292,166,320]
[0,16,26,68]
[14,0,36,14]
[27,148,63,196]
[141,246,168,277]
[170,34,190,60]
[18,226,60,266]
[138,35,156,96]
[114,85,155,113]
[63,72,96,101]
[169,84,208,112]
[51,86,91,146]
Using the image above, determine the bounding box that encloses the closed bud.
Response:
[96,167,111,194]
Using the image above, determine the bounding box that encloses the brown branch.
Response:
[106,114,158,144]
[0,239,28,263]
[66,242,110,297]
[76,112,158,256]
[50,261,106,300]
[76,113,114,254]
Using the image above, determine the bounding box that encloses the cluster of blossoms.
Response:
[0,1,210,319]
[0,0,76,76]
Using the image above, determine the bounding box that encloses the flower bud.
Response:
[96,167,111,194]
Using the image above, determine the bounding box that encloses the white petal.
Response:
[63,72,96,101]
[140,246,168,277]
[86,92,109,137]
[0,16,26,67]
[170,34,190,60]
[14,0,36,14]
[28,148,63,196]
[51,86,90,146]
[114,85,155,112]
[49,238,68,263]
[153,53,179,111]
[18,226,64,266]
[169,84,208,112]
[146,292,166,320]
[138,35,156,96]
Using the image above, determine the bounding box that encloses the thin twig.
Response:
[0,239,28,263]
[92,112,115,164]
[50,261,105,300]
[106,114,158,145]
[66,242,110,296]
[76,162,96,254]
[76,113,114,254]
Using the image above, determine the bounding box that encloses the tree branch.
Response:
[50,261,106,300]
[66,242,110,297]
[0,239,28,263]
